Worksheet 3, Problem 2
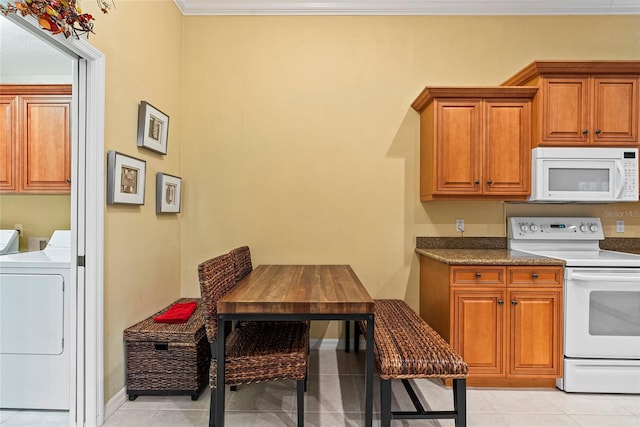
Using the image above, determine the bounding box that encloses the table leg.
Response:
[364,313,374,427]
[216,315,226,427]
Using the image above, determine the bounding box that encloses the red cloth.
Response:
[154,301,197,323]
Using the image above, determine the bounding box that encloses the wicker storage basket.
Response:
[124,298,211,401]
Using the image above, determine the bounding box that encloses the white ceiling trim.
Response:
[173,0,640,16]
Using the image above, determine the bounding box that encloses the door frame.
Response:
[3,14,106,427]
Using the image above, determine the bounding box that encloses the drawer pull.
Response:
[497,299,504,305]
[475,273,482,278]
[511,300,518,306]
[531,273,539,279]
[154,342,169,351]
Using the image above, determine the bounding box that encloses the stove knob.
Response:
[520,224,529,232]
[580,224,588,232]
[530,224,539,232]
[590,224,598,232]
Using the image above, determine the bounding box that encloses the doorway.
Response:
[0,14,105,427]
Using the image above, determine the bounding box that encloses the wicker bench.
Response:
[352,299,469,427]
[124,298,210,401]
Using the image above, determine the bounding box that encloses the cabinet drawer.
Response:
[508,267,563,287]
[451,267,505,286]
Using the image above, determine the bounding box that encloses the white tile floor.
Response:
[2,349,639,426]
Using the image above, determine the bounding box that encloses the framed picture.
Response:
[107,151,146,205]
[137,101,169,155]
[156,173,182,214]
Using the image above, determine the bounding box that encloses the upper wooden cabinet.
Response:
[502,61,640,147]
[0,85,71,194]
[412,87,537,201]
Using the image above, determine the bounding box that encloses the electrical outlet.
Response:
[456,219,465,233]
[616,220,624,233]
[14,224,23,235]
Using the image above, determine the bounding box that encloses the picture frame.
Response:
[156,173,182,214]
[137,101,169,155]
[107,151,146,205]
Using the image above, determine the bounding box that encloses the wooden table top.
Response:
[218,265,374,315]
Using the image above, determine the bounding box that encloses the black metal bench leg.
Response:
[297,379,305,426]
[380,378,392,427]
[453,378,467,427]
[209,387,216,427]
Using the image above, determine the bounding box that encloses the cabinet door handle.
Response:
[497,299,504,305]
[66,178,71,184]
[511,300,518,306]
[487,179,493,186]
[582,129,589,135]
[595,129,602,135]
[531,273,539,279]
[475,273,482,278]
[474,180,480,185]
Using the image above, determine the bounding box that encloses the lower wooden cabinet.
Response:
[420,256,563,386]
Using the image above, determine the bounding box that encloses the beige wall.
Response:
[180,15,640,343]
[0,195,70,251]
[80,8,640,402]
[85,0,184,400]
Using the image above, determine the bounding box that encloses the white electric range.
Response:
[508,217,640,394]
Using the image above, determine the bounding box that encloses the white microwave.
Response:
[530,147,638,202]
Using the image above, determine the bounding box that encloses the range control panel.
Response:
[508,217,605,240]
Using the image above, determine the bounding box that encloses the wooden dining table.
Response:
[215,264,375,427]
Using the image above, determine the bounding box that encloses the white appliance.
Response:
[0,230,71,409]
[508,217,640,394]
[530,147,638,202]
[0,230,19,255]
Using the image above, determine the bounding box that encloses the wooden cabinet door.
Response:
[434,101,482,194]
[19,95,71,193]
[592,77,638,145]
[483,100,531,195]
[508,289,562,377]
[0,95,17,192]
[540,76,590,145]
[452,289,506,376]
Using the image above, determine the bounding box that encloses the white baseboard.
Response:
[104,387,126,422]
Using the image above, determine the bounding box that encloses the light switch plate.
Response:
[616,220,624,233]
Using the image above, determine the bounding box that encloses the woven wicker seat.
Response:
[353,299,468,427]
[198,253,309,427]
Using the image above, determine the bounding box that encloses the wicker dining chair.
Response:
[229,245,311,330]
[230,246,253,283]
[198,253,309,427]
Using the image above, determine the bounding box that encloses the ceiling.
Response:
[0,18,72,83]
[173,0,640,15]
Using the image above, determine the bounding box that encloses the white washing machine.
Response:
[0,230,19,255]
[0,230,71,410]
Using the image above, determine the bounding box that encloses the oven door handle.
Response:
[569,273,640,282]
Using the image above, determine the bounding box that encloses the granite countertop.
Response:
[415,236,639,265]
[415,248,566,266]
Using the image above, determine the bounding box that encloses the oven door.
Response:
[564,268,640,359]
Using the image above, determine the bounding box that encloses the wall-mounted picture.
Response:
[107,151,146,205]
[137,101,169,155]
[156,173,182,214]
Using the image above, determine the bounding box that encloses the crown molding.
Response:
[173,0,640,16]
